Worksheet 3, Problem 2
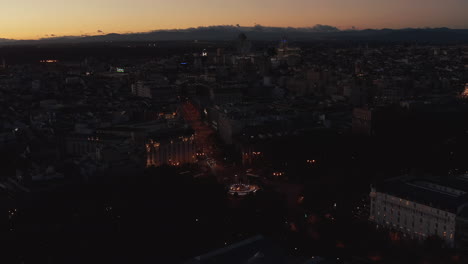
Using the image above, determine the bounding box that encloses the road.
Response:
[181,101,236,183]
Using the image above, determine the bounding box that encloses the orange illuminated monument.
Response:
[228,183,260,196]
[40,60,58,63]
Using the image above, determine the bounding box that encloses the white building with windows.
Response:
[369,176,468,247]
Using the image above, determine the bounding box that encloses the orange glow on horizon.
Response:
[0,0,467,40]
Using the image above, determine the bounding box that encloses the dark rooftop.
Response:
[375,177,468,213]
[185,235,287,264]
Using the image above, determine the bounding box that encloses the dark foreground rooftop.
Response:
[185,235,287,264]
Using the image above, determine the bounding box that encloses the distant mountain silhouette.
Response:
[2,25,468,45]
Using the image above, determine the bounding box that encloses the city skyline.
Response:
[1,0,468,40]
[1,1,468,263]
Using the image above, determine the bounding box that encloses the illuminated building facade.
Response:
[146,128,196,167]
[369,177,468,247]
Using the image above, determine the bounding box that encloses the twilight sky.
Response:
[1,0,467,39]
